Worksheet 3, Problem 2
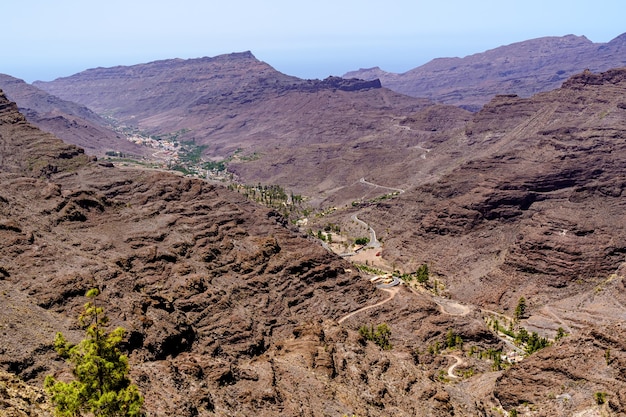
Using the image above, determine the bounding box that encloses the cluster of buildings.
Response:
[127,134,180,161]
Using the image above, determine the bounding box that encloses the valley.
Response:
[1,34,626,416]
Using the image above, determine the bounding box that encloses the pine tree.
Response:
[416,263,429,283]
[514,296,526,322]
[455,335,463,350]
[446,329,456,349]
[515,327,529,345]
[45,288,144,416]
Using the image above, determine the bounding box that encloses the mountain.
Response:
[345,33,626,110]
[34,52,474,205]
[0,90,501,416]
[0,74,147,157]
[319,68,626,414]
[0,89,92,176]
[354,67,626,307]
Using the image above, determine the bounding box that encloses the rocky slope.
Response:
[2,61,626,416]
[0,370,52,417]
[315,68,626,414]
[345,32,626,110]
[0,90,505,416]
[355,69,626,307]
[495,323,626,416]
[0,74,147,157]
[34,52,471,206]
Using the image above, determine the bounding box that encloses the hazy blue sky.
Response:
[3,0,625,82]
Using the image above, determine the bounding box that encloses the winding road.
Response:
[444,354,465,379]
[359,177,405,194]
[351,214,380,249]
[349,177,407,249]
[337,287,400,324]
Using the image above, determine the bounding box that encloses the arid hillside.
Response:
[0,90,504,416]
[311,68,626,415]
[1,59,626,415]
[354,69,626,307]
[345,32,626,110]
[0,74,147,158]
[33,52,473,205]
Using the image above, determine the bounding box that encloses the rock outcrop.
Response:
[0,370,52,417]
[0,89,92,176]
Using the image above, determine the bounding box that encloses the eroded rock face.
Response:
[0,90,92,176]
[0,75,148,158]
[494,324,626,416]
[0,370,52,417]
[357,68,626,305]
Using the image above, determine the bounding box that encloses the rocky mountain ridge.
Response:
[33,52,450,205]
[0,74,147,157]
[345,68,626,327]
[33,52,382,125]
[345,32,626,110]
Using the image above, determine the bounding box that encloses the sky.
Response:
[3,0,625,83]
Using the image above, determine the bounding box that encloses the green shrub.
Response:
[525,332,550,354]
[514,297,526,321]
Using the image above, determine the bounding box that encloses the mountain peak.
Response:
[344,33,626,109]
[0,89,26,124]
[343,66,389,80]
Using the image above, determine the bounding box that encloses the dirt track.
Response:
[337,287,400,324]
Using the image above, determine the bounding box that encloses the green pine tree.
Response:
[446,329,456,349]
[416,263,429,283]
[555,327,567,341]
[45,288,144,417]
[514,296,526,322]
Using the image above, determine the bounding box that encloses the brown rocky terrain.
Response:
[313,69,626,414]
[0,369,52,416]
[0,74,147,158]
[345,32,626,110]
[495,322,626,416]
[0,91,507,416]
[33,52,474,206]
[351,69,626,308]
[1,55,625,415]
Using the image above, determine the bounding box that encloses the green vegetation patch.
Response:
[45,289,144,417]
[359,323,393,350]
